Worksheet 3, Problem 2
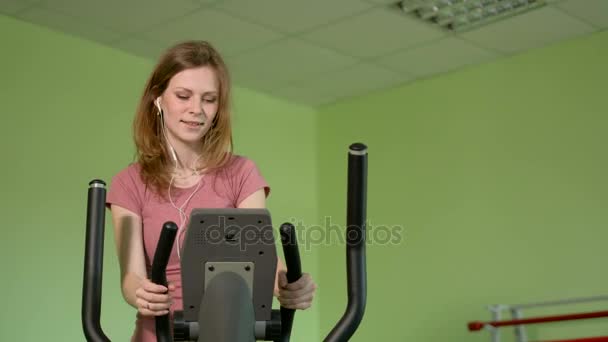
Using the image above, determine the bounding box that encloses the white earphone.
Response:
[155,97,178,165]
[155,97,162,114]
[157,96,204,260]
[155,96,208,260]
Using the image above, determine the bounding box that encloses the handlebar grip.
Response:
[278,222,303,342]
[151,221,178,342]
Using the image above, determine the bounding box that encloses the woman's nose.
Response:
[190,99,203,115]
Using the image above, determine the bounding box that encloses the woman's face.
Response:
[158,66,219,147]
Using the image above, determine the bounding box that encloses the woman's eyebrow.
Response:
[174,87,217,95]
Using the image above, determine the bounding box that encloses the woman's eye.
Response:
[204,98,217,103]
[177,95,189,100]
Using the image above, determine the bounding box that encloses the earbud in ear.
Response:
[155,97,162,115]
[155,96,178,167]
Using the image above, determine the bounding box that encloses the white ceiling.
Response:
[1,0,606,107]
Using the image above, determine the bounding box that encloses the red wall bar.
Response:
[468,310,608,331]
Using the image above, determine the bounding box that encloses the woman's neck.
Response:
[167,139,205,176]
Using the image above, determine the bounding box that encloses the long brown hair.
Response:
[133,40,233,196]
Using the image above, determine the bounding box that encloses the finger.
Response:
[283,273,312,291]
[279,293,314,307]
[142,278,169,293]
[147,301,173,311]
[278,287,313,300]
[278,281,316,299]
[136,298,172,315]
[280,293,313,306]
[137,290,172,304]
[291,301,312,310]
[142,279,168,293]
[168,282,176,291]
[278,270,287,288]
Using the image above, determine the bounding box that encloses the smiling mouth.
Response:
[180,120,204,127]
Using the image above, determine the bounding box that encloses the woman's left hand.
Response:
[276,271,317,310]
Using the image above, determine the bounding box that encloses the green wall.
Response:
[2,11,607,342]
[316,31,608,341]
[0,14,318,341]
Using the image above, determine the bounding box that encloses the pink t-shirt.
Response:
[106,155,270,342]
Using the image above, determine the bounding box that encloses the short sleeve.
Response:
[106,165,143,216]
[235,158,271,206]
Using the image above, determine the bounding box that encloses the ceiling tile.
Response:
[141,8,284,57]
[364,0,401,4]
[374,37,499,77]
[0,0,38,15]
[300,7,446,58]
[112,36,168,60]
[191,0,222,5]
[226,38,361,91]
[270,62,413,106]
[267,84,338,107]
[557,0,608,29]
[16,7,123,44]
[39,0,202,34]
[460,6,597,54]
[215,0,375,34]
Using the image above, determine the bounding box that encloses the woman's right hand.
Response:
[135,278,176,317]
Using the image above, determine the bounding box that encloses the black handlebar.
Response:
[82,180,111,342]
[151,222,179,342]
[278,222,303,342]
[325,143,368,342]
[81,178,178,342]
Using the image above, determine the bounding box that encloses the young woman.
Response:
[106,40,316,341]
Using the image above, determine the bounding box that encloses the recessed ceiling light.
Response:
[395,0,547,32]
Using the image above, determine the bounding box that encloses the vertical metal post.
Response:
[511,308,528,342]
[488,305,502,342]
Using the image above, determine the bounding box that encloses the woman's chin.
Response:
[176,133,207,146]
